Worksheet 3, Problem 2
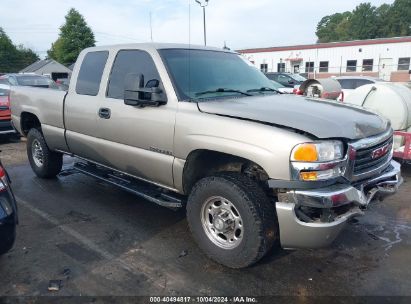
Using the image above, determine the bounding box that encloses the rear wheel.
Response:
[187,172,278,268]
[27,128,63,178]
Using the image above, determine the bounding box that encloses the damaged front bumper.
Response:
[272,160,402,249]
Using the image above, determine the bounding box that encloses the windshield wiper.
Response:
[195,88,252,97]
[247,87,283,94]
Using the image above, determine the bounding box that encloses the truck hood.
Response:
[197,94,389,140]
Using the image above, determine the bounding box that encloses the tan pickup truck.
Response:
[11,43,402,268]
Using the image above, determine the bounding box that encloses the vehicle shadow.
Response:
[0,134,21,145]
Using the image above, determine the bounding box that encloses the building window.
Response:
[362,59,373,72]
[398,57,410,71]
[346,60,357,72]
[305,61,314,73]
[319,61,329,73]
[277,63,285,72]
[260,63,268,73]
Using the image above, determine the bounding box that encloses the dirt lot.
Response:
[0,138,410,298]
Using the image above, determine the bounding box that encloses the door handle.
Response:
[98,107,111,119]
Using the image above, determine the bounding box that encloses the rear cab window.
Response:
[337,79,355,90]
[354,79,373,88]
[76,51,109,96]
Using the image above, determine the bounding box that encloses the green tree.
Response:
[384,0,411,37]
[47,38,64,61]
[348,3,379,40]
[334,12,352,42]
[0,27,39,73]
[16,45,39,68]
[316,12,351,43]
[47,8,95,65]
[315,0,411,42]
[376,4,392,37]
[0,28,17,72]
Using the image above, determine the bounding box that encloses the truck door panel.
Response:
[64,51,109,163]
[97,49,176,188]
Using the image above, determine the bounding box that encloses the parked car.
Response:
[0,74,60,90]
[0,84,18,136]
[334,76,385,101]
[0,160,17,255]
[270,79,294,94]
[265,72,307,88]
[11,43,402,268]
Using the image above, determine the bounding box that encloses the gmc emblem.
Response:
[371,143,391,159]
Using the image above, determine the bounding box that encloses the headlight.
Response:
[291,141,345,181]
[291,141,343,162]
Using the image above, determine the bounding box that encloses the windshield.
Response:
[289,74,306,82]
[159,49,280,100]
[270,80,283,89]
[15,75,58,88]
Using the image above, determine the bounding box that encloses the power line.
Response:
[5,28,142,42]
[94,31,142,42]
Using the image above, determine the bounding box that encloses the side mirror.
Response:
[124,73,167,107]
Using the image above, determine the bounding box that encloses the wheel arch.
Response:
[20,112,41,136]
[182,149,270,195]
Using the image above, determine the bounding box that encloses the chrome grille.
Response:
[353,136,393,176]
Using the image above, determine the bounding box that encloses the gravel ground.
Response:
[0,136,27,166]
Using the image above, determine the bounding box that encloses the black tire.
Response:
[27,128,63,178]
[0,222,16,255]
[186,172,278,268]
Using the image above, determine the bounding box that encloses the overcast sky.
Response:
[2,0,395,58]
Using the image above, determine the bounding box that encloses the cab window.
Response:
[107,50,161,99]
[76,51,109,96]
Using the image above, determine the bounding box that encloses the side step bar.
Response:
[70,162,184,209]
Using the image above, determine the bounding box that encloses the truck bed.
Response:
[11,86,68,151]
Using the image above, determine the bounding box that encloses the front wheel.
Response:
[186,173,278,268]
[27,128,63,178]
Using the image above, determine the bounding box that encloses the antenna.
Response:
[149,11,153,42]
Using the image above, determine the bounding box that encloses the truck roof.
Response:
[82,43,235,54]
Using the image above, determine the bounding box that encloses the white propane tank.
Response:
[344,83,411,149]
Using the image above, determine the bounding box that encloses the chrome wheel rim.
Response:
[32,139,44,167]
[201,196,243,249]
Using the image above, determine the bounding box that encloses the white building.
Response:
[20,59,72,81]
[238,36,411,82]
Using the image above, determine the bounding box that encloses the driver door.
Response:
[97,49,176,188]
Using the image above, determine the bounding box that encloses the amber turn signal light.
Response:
[292,144,318,162]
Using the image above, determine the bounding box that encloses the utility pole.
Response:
[195,0,209,46]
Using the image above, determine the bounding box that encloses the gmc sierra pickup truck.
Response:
[11,43,402,268]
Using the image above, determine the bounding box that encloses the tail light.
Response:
[293,88,303,95]
[339,91,344,102]
[0,164,14,216]
[0,165,7,192]
[0,95,10,109]
[0,166,5,178]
